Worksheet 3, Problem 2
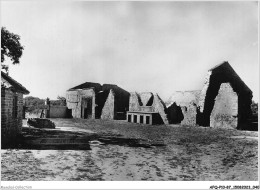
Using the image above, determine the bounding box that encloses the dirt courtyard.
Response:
[1,118,258,181]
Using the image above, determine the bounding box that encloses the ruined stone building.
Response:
[127,92,169,125]
[166,91,200,126]
[66,82,130,120]
[1,71,30,146]
[166,62,253,130]
[197,62,252,130]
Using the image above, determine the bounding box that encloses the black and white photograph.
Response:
[1,1,259,189]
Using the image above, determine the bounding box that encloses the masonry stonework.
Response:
[197,62,252,129]
[101,90,116,120]
[210,83,238,129]
[49,106,68,118]
[166,91,200,126]
[198,71,212,113]
[166,62,252,130]
[66,82,129,120]
[66,89,96,119]
[1,84,27,146]
[127,92,168,125]
[152,94,169,124]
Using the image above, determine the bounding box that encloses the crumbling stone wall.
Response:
[152,94,169,124]
[101,90,116,120]
[103,84,130,120]
[66,89,95,119]
[128,92,168,124]
[197,62,252,129]
[129,92,142,111]
[180,103,197,126]
[166,91,200,126]
[139,92,153,106]
[67,83,129,120]
[210,83,238,129]
[66,90,80,117]
[198,71,212,113]
[1,88,23,146]
[96,91,110,118]
[49,106,68,118]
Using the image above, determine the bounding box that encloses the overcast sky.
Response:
[1,1,258,102]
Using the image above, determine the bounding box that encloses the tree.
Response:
[1,27,24,73]
[57,96,66,106]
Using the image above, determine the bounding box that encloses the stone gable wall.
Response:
[139,92,153,106]
[101,90,115,120]
[210,83,238,129]
[152,94,169,124]
[198,71,211,113]
[129,92,141,112]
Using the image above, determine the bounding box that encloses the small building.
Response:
[127,92,169,125]
[66,82,130,120]
[1,71,30,146]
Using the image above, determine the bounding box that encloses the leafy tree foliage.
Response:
[24,96,45,113]
[57,96,66,106]
[1,27,24,72]
[24,96,66,113]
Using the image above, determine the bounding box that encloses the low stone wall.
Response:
[49,106,68,118]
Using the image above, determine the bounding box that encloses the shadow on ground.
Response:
[2,126,165,150]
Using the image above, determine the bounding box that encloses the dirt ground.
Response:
[1,118,258,181]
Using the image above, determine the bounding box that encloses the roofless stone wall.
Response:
[129,92,142,112]
[166,91,200,126]
[67,83,129,120]
[153,94,169,124]
[128,92,168,124]
[198,71,212,113]
[139,92,153,106]
[197,62,252,129]
[210,83,238,129]
[66,89,95,119]
[166,62,252,130]
[101,90,116,120]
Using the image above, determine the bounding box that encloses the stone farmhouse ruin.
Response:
[66,82,130,120]
[3,61,252,132]
[1,71,30,146]
[64,62,253,130]
[166,62,253,130]
[127,92,169,125]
